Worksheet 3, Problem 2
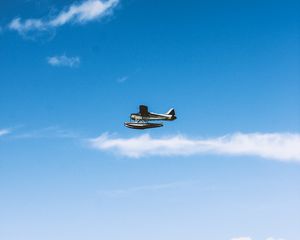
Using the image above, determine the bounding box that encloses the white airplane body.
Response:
[124,105,177,129]
[131,109,176,121]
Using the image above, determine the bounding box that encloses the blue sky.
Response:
[0,1,300,240]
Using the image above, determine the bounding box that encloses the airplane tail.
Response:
[166,108,175,116]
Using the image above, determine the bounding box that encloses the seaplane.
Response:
[124,105,177,129]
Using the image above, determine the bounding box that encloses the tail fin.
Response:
[166,108,175,116]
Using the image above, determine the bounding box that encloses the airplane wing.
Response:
[139,105,149,116]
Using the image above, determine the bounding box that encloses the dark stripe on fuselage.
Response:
[130,113,176,121]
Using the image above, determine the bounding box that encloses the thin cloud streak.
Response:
[89,132,300,162]
[0,128,11,137]
[47,55,80,67]
[265,238,286,240]
[231,238,252,240]
[231,238,286,240]
[117,76,128,83]
[98,180,209,198]
[12,126,79,139]
[8,0,119,35]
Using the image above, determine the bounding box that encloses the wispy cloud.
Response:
[265,238,286,240]
[0,128,11,137]
[9,18,46,34]
[231,238,286,240]
[49,0,119,26]
[8,0,119,36]
[89,132,300,162]
[47,55,80,67]
[12,126,78,139]
[98,180,207,197]
[117,76,128,83]
[231,237,252,240]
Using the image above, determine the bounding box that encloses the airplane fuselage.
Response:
[130,112,177,121]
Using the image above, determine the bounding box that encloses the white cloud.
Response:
[0,129,11,137]
[8,0,119,35]
[49,0,118,26]
[9,18,46,34]
[89,132,300,161]
[47,55,80,67]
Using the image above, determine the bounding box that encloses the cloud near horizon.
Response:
[231,237,286,240]
[47,55,80,67]
[89,132,300,162]
[8,0,119,35]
